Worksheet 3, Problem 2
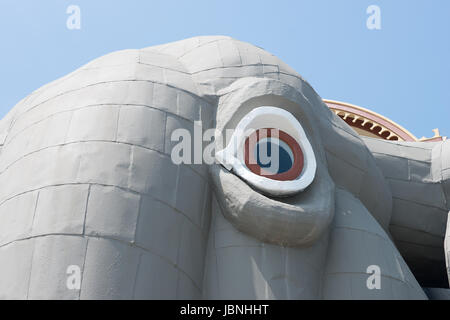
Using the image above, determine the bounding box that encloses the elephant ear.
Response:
[441,140,450,289]
[441,140,450,208]
[363,136,450,288]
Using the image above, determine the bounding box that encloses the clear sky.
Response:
[1,0,449,139]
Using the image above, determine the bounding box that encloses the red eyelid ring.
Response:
[244,128,304,181]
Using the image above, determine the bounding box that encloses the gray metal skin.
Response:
[0,36,448,299]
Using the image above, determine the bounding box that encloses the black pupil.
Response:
[256,138,293,174]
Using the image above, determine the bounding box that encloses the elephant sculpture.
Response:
[0,36,448,299]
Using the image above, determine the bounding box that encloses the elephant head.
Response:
[0,36,448,299]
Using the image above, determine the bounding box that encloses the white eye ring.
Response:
[216,106,316,197]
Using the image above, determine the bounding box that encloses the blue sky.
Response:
[1,0,449,139]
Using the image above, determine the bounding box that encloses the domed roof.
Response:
[324,99,446,142]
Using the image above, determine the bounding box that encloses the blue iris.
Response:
[256,138,293,174]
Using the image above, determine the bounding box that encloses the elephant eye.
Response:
[244,128,304,181]
[216,106,316,197]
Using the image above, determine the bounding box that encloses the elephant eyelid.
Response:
[215,106,317,197]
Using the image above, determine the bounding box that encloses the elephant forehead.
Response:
[144,36,307,97]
